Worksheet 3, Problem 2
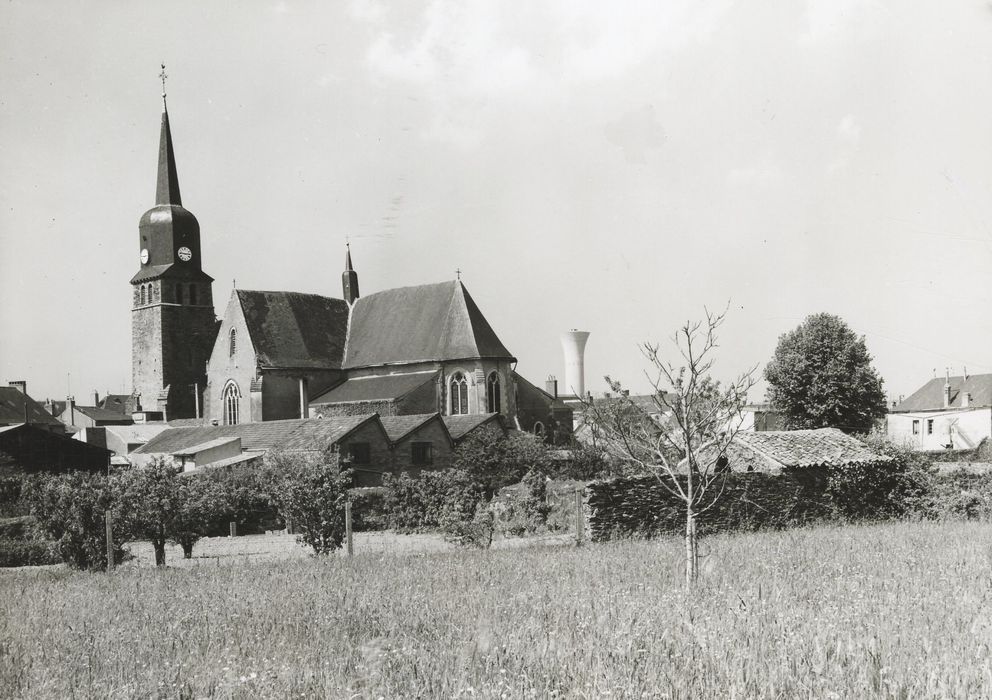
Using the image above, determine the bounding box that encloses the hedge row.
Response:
[586,471,833,541]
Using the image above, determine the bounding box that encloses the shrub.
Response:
[348,488,389,532]
[441,501,495,549]
[266,446,351,555]
[22,472,129,571]
[382,469,483,533]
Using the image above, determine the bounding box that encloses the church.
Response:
[130,100,572,440]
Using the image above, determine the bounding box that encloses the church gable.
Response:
[236,290,349,370]
[343,281,514,369]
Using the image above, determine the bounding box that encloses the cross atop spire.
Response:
[456,268,462,281]
[159,63,168,110]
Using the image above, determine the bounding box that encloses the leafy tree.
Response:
[583,308,756,586]
[23,471,128,570]
[764,313,887,434]
[265,445,351,555]
[450,426,552,499]
[115,459,231,565]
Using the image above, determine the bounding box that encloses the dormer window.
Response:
[450,372,468,415]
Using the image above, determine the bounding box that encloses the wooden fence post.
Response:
[229,521,237,538]
[105,510,114,571]
[574,489,584,546]
[345,499,353,557]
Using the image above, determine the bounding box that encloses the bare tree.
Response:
[583,307,757,586]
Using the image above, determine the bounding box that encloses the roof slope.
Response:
[730,428,889,472]
[894,374,992,412]
[0,388,64,427]
[379,414,445,442]
[73,405,135,423]
[237,290,350,369]
[443,413,504,441]
[344,281,514,368]
[311,372,436,405]
[133,415,375,455]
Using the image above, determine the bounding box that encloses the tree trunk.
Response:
[685,508,698,586]
[181,539,194,559]
[154,524,166,567]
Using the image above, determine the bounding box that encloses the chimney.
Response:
[93,390,100,407]
[943,369,952,408]
[545,375,558,399]
[560,330,590,398]
[66,396,75,425]
[962,392,971,408]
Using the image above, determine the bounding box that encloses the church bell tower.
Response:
[130,68,216,419]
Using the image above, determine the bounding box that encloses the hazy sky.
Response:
[1,0,990,405]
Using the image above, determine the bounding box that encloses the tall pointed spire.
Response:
[342,242,360,304]
[155,64,181,206]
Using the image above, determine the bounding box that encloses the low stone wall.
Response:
[586,471,833,541]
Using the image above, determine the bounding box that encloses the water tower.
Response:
[560,330,590,398]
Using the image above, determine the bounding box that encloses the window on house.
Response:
[912,420,920,435]
[175,284,183,305]
[487,372,501,413]
[229,328,237,357]
[411,442,433,466]
[140,285,147,305]
[223,382,240,425]
[927,419,934,435]
[188,284,197,305]
[346,442,371,465]
[450,372,468,415]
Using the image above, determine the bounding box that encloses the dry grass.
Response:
[2,521,991,698]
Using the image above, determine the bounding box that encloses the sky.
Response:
[1,0,990,406]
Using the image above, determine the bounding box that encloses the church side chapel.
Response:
[130,81,571,437]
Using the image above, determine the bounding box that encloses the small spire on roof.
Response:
[456,268,461,281]
[345,241,355,272]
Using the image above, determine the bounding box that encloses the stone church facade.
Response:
[130,102,571,436]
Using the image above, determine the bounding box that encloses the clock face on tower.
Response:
[178,247,192,262]
[140,249,149,264]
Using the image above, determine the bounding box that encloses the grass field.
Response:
[2,521,991,698]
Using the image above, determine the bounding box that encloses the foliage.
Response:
[22,471,128,570]
[348,488,389,532]
[0,516,60,567]
[547,444,613,481]
[266,446,352,555]
[440,501,495,549]
[450,426,552,499]
[764,313,887,434]
[382,469,483,533]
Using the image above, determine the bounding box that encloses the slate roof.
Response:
[73,405,135,423]
[344,281,514,368]
[237,290,350,369]
[893,374,992,412]
[99,394,136,414]
[172,437,241,456]
[723,428,890,473]
[0,388,64,427]
[310,372,436,405]
[133,415,376,456]
[379,413,448,443]
[443,413,504,441]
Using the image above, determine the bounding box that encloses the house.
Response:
[73,424,170,461]
[738,403,785,432]
[57,397,134,432]
[0,383,66,434]
[714,428,890,474]
[0,423,111,472]
[379,413,455,474]
[887,373,992,451]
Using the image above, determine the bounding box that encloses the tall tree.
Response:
[764,313,887,434]
[585,308,756,586]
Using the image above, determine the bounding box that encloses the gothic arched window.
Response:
[229,328,237,357]
[175,284,183,305]
[188,284,197,305]
[450,372,468,415]
[486,372,501,413]
[140,285,147,306]
[533,421,544,437]
[223,381,241,425]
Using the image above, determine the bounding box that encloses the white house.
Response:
[887,373,992,451]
